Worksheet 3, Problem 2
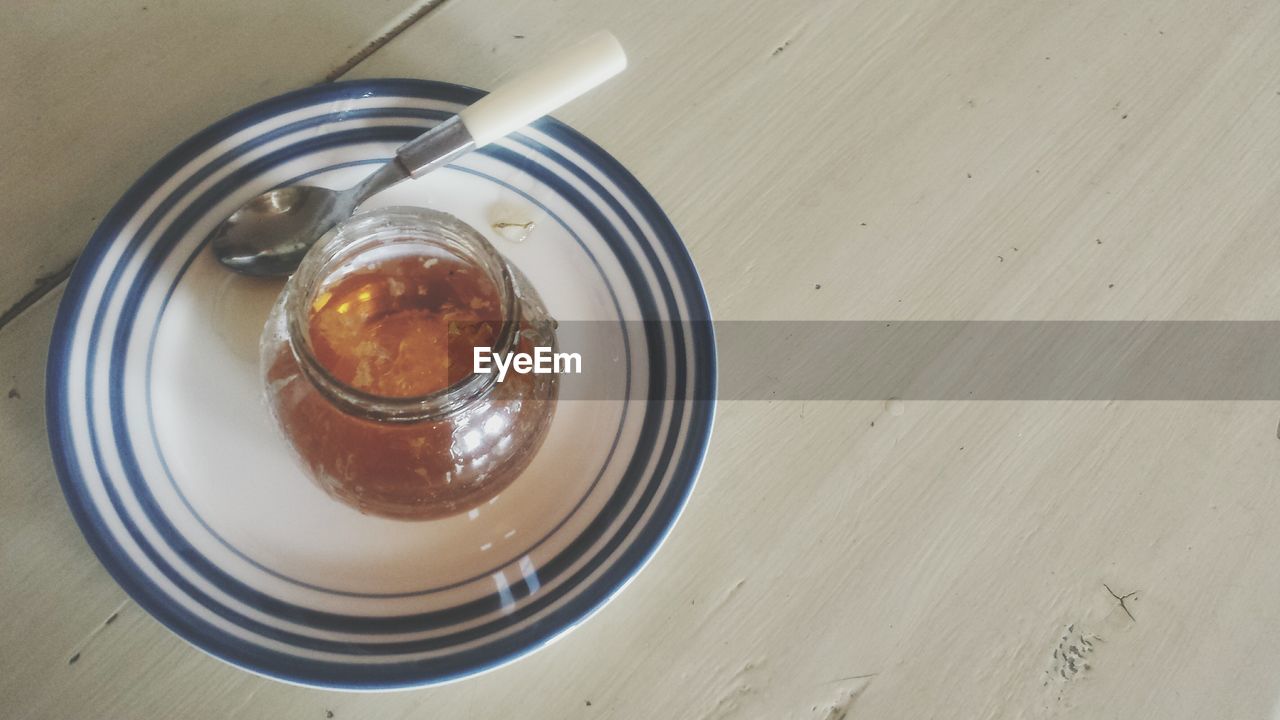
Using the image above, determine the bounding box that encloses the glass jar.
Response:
[261,207,558,521]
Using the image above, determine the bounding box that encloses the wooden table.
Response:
[6,0,1280,717]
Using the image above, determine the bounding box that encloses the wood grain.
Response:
[6,0,1280,717]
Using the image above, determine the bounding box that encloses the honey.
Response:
[262,208,558,521]
[307,255,500,397]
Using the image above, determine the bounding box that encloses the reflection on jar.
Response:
[261,207,558,521]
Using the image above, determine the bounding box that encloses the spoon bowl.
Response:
[211,185,350,277]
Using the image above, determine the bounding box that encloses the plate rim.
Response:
[45,78,717,689]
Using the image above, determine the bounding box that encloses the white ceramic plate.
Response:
[46,80,715,689]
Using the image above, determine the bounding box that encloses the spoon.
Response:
[211,31,626,276]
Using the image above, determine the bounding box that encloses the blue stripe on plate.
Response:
[47,79,715,688]
[99,124,671,641]
[99,122,663,634]
[145,156,634,598]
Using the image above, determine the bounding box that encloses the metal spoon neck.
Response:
[346,114,476,206]
[394,115,476,180]
[346,159,411,208]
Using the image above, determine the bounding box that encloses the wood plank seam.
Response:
[0,258,75,333]
[324,0,452,81]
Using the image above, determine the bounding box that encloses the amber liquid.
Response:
[307,254,500,396]
[266,251,556,520]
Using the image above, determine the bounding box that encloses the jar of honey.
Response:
[261,207,558,520]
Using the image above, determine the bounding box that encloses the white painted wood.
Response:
[7,0,1280,718]
[0,0,435,316]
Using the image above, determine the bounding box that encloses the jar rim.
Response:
[284,206,520,422]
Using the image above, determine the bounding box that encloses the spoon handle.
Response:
[459,30,627,146]
[393,31,627,181]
